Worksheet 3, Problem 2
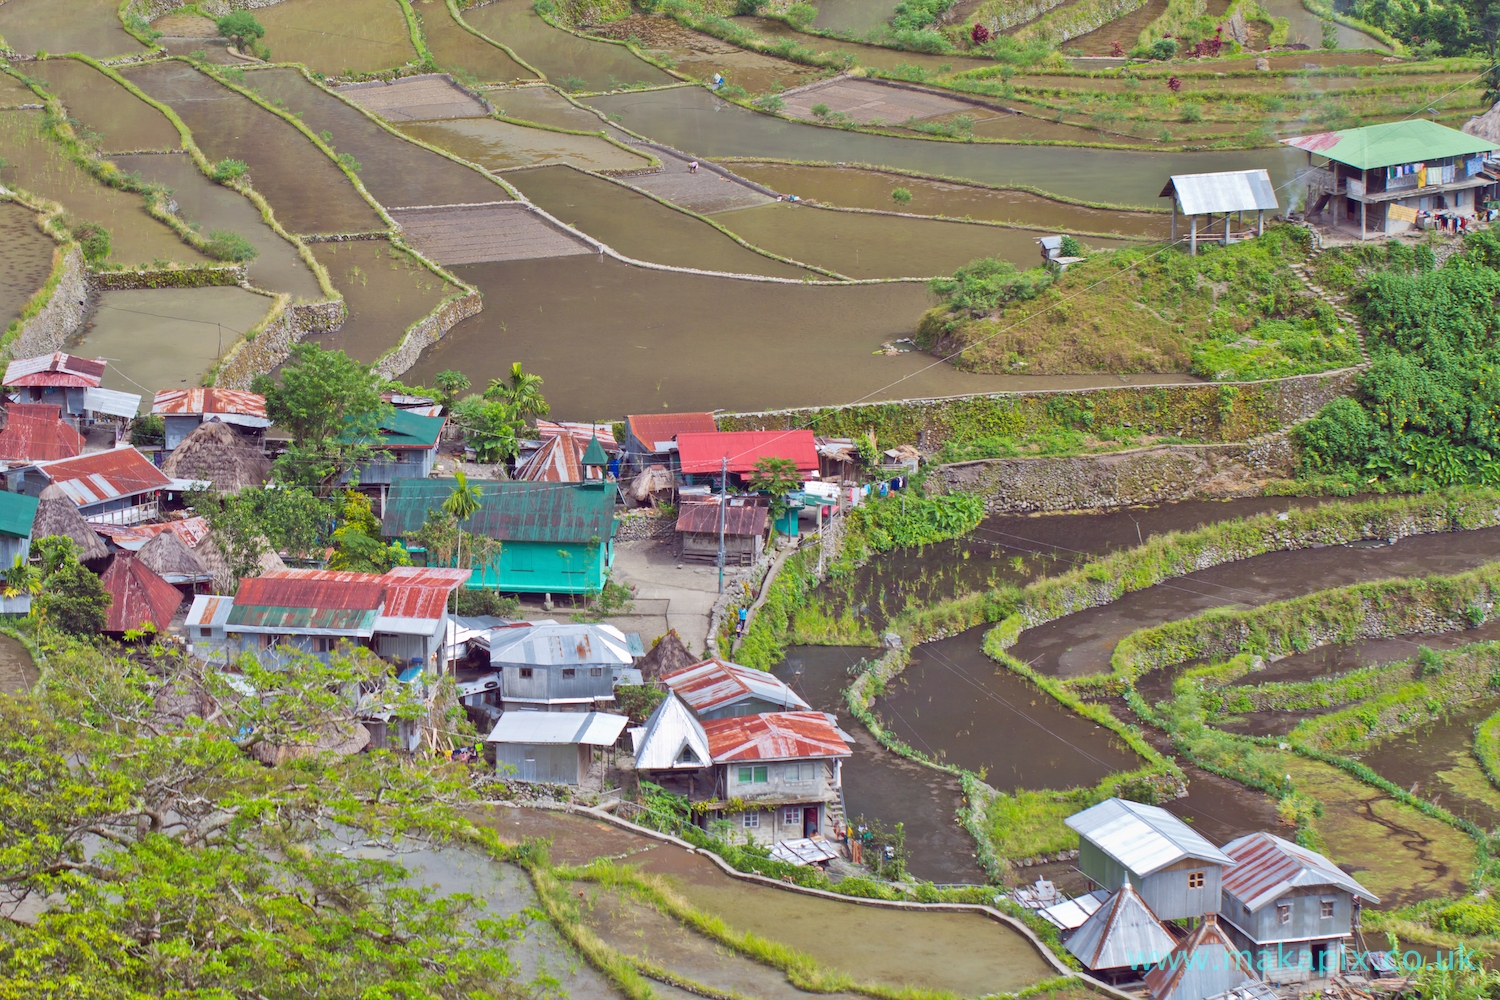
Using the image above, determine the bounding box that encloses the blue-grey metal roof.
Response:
[485,710,628,746]
[488,622,635,667]
[1066,797,1234,876]
[1065,882,1178,971]
[1161,170,1278,216]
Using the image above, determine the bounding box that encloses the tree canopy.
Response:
[252,344,392,492]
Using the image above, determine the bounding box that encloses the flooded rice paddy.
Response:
[77,286,275,399]
[126,61,384,235]
[464,0,676,92]
[491,86,615,131]
[254,0,416,76]
[0,633,38,696]
[810,0,900,34]
[397,116,650,172]
[0,200,56,328]
[0,110,206,266]
[308,238,455,362]
[0,0,144,58]
[1258,0,1383,48]
[1357,699,1500,834]
[586,86,1299,207]
[29,57,180,153]
[417,0,536,83]
[589,16,824,93]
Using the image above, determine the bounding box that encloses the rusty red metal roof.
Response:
[100,551,185,632]
[662,657,809,715]
[0,403,84,462]
[675,501,768,536]
[38,447,172,506]
[151,388,267,418]
[3,352,106,388]
[703,711,850,762]
[237,569,386,611]
[626,412,717,451]
[1220,831,1377,910]
[96,516,211,551]
[379,566,470,621]
[536,420,618,452]
[675,430,818,475]
[515,434,585,483]
[229,567,468,632]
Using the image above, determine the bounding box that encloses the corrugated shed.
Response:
[1281,119,1497,170]
[662,657,810,715]
[101,551,185,632]
[485,710,629,746]
[1066,798,1233,878]
[375,409,444,450]
[1160,170,1278,215]
[632,693,712,769]
[626,412,717,451]
[1221,832,1377,910]
[1144,915,1254,1000]
[703,711,850,762]
[675,430,819,475]
[383,478,615,544]
[152,388,267,419]
[675,501,769,536]
[37,447,171,506]
[515,434,585,483]
[1066,883,1177,971]
[3,352,105,388]
[0,490,39,540]
[488,622,634,666]
[0,403,84,462]
[82,388,142,418]
[537,420,618,452]
[185,593,234,628]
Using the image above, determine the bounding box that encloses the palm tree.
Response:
[485,362,549,419]
[442,470,482,618]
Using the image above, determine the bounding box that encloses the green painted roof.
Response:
[382,478,616,544]
[1282,119,1498,170]
[225,604,378,632]
[582,436,608,467]
[377,409,444,449]
[0,491,40,539]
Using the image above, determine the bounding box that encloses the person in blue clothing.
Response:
[737,606,749,636]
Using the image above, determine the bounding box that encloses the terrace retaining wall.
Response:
[613,508,677,542]
[374,289,483,378]
[89,264,247,292]
[214,298,346,389]
[11,246,88,358]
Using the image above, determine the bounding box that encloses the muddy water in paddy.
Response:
[0,0,145,57]
[587,86,1299,206]
[111,153,324,300]
[729,17,992,75]
[0,73,36,106]
[406,255,1194,417]
[244,69,507,209]
[419,0,536,83]
[307,239,455,363]
[1358,699,1500,833]
[729,162,1169,236]
[397,116,650,173]
[0,633,38,696]
[812,0,899,34]
[505,165,814,277]
[1012,527,1500,680]
[0,111,206,266]
[464,0,675,92]
[1243,620,1500,686]
[1258,0,1382,48]
[491,87,612,131]
[255,0,416,75]
[0,201,56,328]
[127,62,383,235]
[29,58,180,153]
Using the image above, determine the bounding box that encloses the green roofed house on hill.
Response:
[0,489,39,614]
[1283,118,1499,239]
[382,478,616,596]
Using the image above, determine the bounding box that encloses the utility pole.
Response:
[717,456,727,594]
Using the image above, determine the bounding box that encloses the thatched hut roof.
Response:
[1466,103,1500,144]
[136,528,208,585]
[192,531,237,594]
[162,420,270,493]
[33,484,109,562]
[638,629,695,682]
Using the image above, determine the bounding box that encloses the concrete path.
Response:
[610,538,757,656]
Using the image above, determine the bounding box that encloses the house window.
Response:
[590,667,603,677]
[519,667,534,679]
[1187,871,1205,889]
[784,807,801,825]
[314,637,338,653]
[785,762,814,782]
[1278,903,1292,925]
[737,765,768,784]
[561,668,576,679]
[1321,900,1335,919]
[199,627,212,638]
[742,812,759,828]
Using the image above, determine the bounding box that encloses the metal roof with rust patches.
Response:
[152,388,267,419]
[100,551,185,633]
[675,501,768,537]
[228,569,385,633]
[36,447,172,506]
[1143,916,1254,1000]
[675,430,819,475]
[382,478,616,544]
[185,594,234,628]
[488,621,635,667]
[3,352,106,388]
[1221,831,1377,911]
[537,420,618,452]
[378,566,470,624]
[703,711,850,763]
[625,412,717,452]
[97,516,212,552]
[515,434,586,483]
[661,657,809,715]
[0,403,84,462]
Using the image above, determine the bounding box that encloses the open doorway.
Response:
[803,806,819,838]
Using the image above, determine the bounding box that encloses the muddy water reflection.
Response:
[1358,699,1500,833]
[0,0,145,57]
[256,0,417,75]
[0,201,55,329]
[308,238,455,362]
[0,634,38,696]
[587,86,1298,206]
[776,645,986,883]
[423,0,536,83]
[465,0,675,92]
[1012,527,1500,679]
[30,58,180,153]
[398,116,650,172]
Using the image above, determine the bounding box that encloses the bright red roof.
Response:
[702,711,850,762]
[0,403,84,462]
[626,412,717,451]
[3,352,106,388]
[675,430,818,475]
[39,447,171,505]
[101,551,185,632]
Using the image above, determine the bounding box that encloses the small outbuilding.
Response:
[485,709,629,784]
[136,528,213,595]
[1144,914,1256,1000]
[151,388,269,454]
[100,550,186,633]
[185,593,235,663]
[1160,169,1279,255]
[661,656,811,720]
[675,430,819,486]
[622,411,718,473]
[675,499,768,565]
[1065,881,1177,974]
[161,420,272,494]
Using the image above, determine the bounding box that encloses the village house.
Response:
[660,657,811,720]
[2,353,140,438]
[151,389,269,454]
[674,429,819,488]
[675,498,769,565]
[487,620,637,712]
[349,410,446,505]
[1286,119,1499,237]
[484,710,629,784]
[11,447,173,526]
[99,550,185,634]
[514,433,609,483]
[1144,914,1258,1000]
[185,594,235,664]
[1159,169,1280,255]
[620,411,718,474]
[1218,832,1379,983]
[0,403,85,463]
[0,490,39,613]
[161,421,272,495]
[382,477,616,597]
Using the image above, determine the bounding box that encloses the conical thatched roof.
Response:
[638,629,695,682]
[192,531,237,594]
[1466,102,1500,143]
[33,484,109,562]
[136,528,208,584]
[162,420,270,493]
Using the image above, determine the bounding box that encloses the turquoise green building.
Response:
[382,478,616,595]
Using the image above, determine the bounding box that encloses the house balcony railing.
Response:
[84,499,159,526]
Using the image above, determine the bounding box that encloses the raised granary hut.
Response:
[31,484,109,563]
[162,420,272,494]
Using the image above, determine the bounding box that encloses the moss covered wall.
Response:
[214,298,345,389]
[10,245,88,359]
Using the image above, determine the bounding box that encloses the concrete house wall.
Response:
[1220,888,1353,983]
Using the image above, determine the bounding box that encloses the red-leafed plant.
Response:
[1167,75,1182,91]
[971,22,990,42]
[1110,40,1124,56]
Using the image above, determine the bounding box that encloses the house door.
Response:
[522,752,537,782]
[803,806,819,838]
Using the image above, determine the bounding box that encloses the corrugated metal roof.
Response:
[152,388,267,419]
[537,420,618,452]
[377,566,470,624]
[675,501,769,536]
[1038,890,1107,931]
[1144,915,1254,1000]
[3,352,105,388]
[1161,170,1278,215]
[185,593,235,628]
[374,409,444,450]
[488,622,634,667]
[100,552,184,632]
[676,430,819,475]
[0,403,83,462]
[96,516,212,552]
[626,412,717,452]
[37,447,171,505]
[229,569,385,632]
[515,434,586,483]
[703,711,850,762]
[1066,798,1233,877]
[83,387,142,418]
[383,478,615,544]
[0,490,39,540]
[1065,883,1177,971]
[485,710,629,746]
[1281,119,1498,170]
[1221,832,1377,910]
[632,693,712,769]
[770,837,841,865]
[662,657,810,715]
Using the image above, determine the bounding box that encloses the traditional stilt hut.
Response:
[32,484,109,563]
[136,529,212,596]
[162,420,271,494]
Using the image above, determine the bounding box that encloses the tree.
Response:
[433,369,471,412]
[328,491,410,574]
[31,536,110,637]
[452,396,523,464]
[216,10,264,50]
[252,344,392,492]
[191,487,334,581]
[483,362,550,419]
[443,470,483,615]
[749,456,803,521]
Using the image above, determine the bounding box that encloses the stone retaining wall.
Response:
[89,264,246,292]
[613,508,677,542]
[925,431,1299,512]
[11,246,88,358]
[374,289,483,378]
[215,298,346,389]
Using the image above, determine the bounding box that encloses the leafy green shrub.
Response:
[1058,235,1081,257]
[891,186,912,206]
[1419,645,1444,676]
[212,158,248,183]
[890,0,954,31]
[786,2,817,28]
[1149,37,1178,59]
[1296,397,1382,474]
[929,257,1054,318]
[753,93,784,113]
[203,229,259,263]
[71,222,110,263]
[129,414,164,447]
[216,11,265,50]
